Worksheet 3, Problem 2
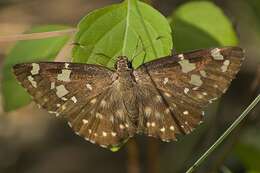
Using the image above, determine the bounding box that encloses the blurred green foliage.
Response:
[170,1,238,53]
[2,25,70,111]
[235,129,260,172]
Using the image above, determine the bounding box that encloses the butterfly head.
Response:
[115,56,132,71]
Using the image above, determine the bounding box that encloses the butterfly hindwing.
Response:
[134,47,244,140]
[70,86,136,148]
[13,62,134,148]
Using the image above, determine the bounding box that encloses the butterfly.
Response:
[13,46,244,150]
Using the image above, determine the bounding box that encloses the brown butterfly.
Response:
[13,46,244,150]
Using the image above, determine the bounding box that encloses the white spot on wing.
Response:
[155,95,163,102]
[56,85,69,98]
[192,86,199,90]
[48,111,59,117]
[111,132,117,136]
[144,107,152,117]
[96,113,103,119]
[102,132,107,137]
[211,48,224,60]
[221,60,230,72]
[183,111,189,115]
[170,126,175,131]
[65,63,70,68]
[163,77,169,85]
[200,70,207,77]
[178,59,196,73]
[82,119,88,124]
[31,63,40,75]
[160,127,165,132]
[119,124,125,129]
[184,88,189,94]
[27,75,37,88]
[51,82,55,89]
[71,96,77,103]
[109,116,114,123]
[61,105,66,110]
[86,83,93,90]
[164,92,171,97]
[90,98,96,104]
[178,54,184,60]
[100,100,107,107]
[190,74,203,87]
[165,108,170,114]
[57,69,71,82]
[61,97,68,101]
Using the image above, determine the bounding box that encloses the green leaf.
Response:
[170,1,238,53]
[247,0,260,24]
[72,0,172,69]
[235,128,260,172]
[235,144,260,171]
[2,25,71,112]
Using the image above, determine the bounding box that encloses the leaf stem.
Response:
[0,28,76,42]
[122,0,131,56]
[186,94,260,173]
[133,0,158,59]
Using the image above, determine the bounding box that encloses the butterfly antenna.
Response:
[139,35,147,64]
[132,35,165,64]
[130,38,141,63]
[94,52,116,64]
[172,48,177,56]
[72,42,93,50]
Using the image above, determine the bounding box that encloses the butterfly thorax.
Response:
[115,56,132,72]
[114,56,136,85]
[113,56,139,124]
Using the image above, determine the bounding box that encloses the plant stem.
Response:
[185,94,260,173]
[0,28,76,42]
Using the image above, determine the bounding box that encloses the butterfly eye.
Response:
[127,61,132,69]
[114,63,118,69]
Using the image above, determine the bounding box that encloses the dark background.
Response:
[0,0,259,173]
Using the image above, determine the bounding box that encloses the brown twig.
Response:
[126,139,140,173]
[0,28,77,42]
[55,34,76,62]
[147,139,159,173]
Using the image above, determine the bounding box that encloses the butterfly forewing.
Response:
[13,62,134,148]
[134,47,244,140]
[13,46,244,149]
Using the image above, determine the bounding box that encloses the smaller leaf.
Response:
[170,1,238,53]
[2,25,71,112]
